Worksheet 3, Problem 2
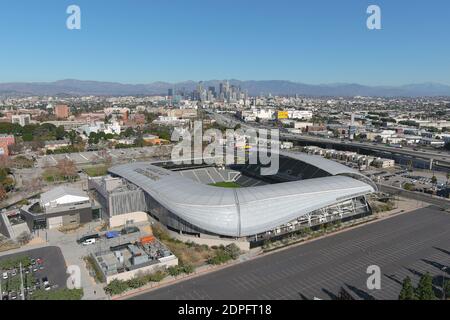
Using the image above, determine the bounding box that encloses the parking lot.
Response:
[131,206,450,300]
[369,168,448,191]
[36,146,171,167]
[0,247,67,300]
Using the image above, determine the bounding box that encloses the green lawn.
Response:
[83,165,110,177]
[209,181,241,188]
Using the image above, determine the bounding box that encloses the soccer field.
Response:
[208,181,241,188]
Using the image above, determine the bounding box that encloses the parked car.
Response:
[2,272,8,280]
[42,277,49,286]
[77,234,100,244]
[82,238,96,246]
[105,231,121,239]
[121,226,140,235]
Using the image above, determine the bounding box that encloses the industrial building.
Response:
[107,151,377,245]
[20,186,96,230]
[91,234,178,284]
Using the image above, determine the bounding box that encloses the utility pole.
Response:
[442,267,448,300]
[19,262,25,300]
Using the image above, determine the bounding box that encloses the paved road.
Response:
[131,207,450,300]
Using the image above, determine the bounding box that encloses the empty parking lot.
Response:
[130,206,450,300]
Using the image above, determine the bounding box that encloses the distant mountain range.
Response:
[1,79,450,97]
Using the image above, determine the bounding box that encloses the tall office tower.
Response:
[168,88,174,97]
[208,86,216,98]
[219,83,224,95]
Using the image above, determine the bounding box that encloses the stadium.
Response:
[105,151,377,246]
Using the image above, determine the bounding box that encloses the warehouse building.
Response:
[20,186,95,230]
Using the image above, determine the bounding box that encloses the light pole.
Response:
[19,262,25,301]
[442,266,448,300]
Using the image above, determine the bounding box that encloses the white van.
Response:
[82,238,96,246]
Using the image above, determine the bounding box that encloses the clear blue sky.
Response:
[0,0,449,85]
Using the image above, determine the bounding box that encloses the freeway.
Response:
[130,206,450,300]
[281,133,450,168]
[210,111,450,169]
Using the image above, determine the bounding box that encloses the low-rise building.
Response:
[44,139,71,151]
[372,158,395,169]
[91,234,178,284]
[11,114,31,126]
[0,134,15,156]
[20,186,95,230]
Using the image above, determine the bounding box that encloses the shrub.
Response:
[147,270,167,282]
[225,244,241,260]
[167,266,182,277]
[104,279,129,295]
[127,276,146,289]
[182,264,194,274]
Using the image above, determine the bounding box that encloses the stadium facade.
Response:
[107,151,377,242]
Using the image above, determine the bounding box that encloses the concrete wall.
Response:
[0,212,12,238]
[105,257,179,284]
[109,211,149,228]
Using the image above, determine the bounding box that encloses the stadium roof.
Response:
[109,153,376,237]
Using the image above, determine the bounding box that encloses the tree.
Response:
[0,186,7,201]
[431,175,437,185]
[415,272,436,300]
[444,279,450,300]
[399,276,416,300]
[123,127,136,138]
[66,130,77,145]
[55,125,66,140]
[16,232,32,245]
[55,158,78,181]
